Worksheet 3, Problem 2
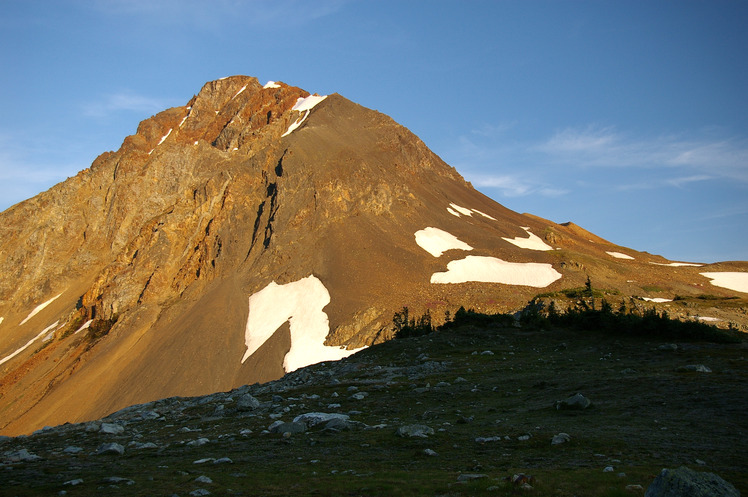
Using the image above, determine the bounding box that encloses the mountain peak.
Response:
[0,76,746,436]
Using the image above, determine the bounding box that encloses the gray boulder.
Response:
[100,422,125,434]
[645,466,739,497]
[395,424,434,438]
[676,365,712,373]
[269,421,307,435]
[236,393,261,411]
[96,442,125,456]
[293,412,350,428]
[556,393,592,410]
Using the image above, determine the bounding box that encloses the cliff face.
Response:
[0,76,745,436]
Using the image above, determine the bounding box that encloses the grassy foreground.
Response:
[1,310,746,496]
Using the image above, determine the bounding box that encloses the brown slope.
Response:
[1,76,746,436]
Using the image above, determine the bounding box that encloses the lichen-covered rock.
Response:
[645,466,739,497]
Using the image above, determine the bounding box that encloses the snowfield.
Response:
[606,251,634,260]
[700,272,748,294]
[431,256,562,287]
[20,293,62,326]
[502,227,553,251]
[241,275,364,372]
[414,227,473,257]
[263,81,281,89]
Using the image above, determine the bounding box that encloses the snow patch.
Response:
[641,297,672,303]
[700,272,748,293]
[149,128,173,155]
[0,321,59,366]
[472,209,497,221]
[263,81,281,89]
[74,319,93,335]
[698,316,721,322]
[447,203,497,220]
[20,293,62,326]
[431,256,562,287]
[650,262,703,267]
[0,317,3,326]
[606,251,634,260]
[502,227,553,251]
[449,203,473,216]
[241,275,365,372]
[233,85,248,99]
[179,115,189,127]
[414,227,473,257]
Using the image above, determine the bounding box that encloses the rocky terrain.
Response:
[1,75,747,438]
[1,313,745,496]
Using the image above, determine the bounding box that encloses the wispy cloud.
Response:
[82,91,175,118]
[539,125,748,182]
[84,0,347,28]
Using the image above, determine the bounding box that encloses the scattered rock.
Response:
[626,484,645,493]
[551,433,571,445]
[101,476,135,485]
[604,466,615,472]
[676,365,712,373]
[96,443,125,456]
[213,457,233,464]
[658,344,678,351]
[423,448,438,456]
[645,466,739,497]
[190,489,211,496]
[3,448,41,462]
[350,392,368,400]
[517,434,531,441]
[187,438,210,447]
[63,446,84,454]
[63,479,84,486]
[395,424,434,438]
[129,441,158,450]
[475,436,502,443]
[556,393,592,410]
[195,475,213,484]
[457,473,487,482]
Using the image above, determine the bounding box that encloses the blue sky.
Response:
[1,0,746,263]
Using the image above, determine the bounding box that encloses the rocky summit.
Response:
[0,75,746,437]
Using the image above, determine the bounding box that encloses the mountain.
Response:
[1,76,746,436]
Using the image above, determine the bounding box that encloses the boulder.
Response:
[96,442,125,456]
[395,424,434,438]
[269,421,307,435]
[293,412,350,428]
[645,466,739,497]
[556,393,592,410]
[236,394,261,411]
[551,433,571,445]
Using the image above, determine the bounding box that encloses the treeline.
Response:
[393,280,742,344]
